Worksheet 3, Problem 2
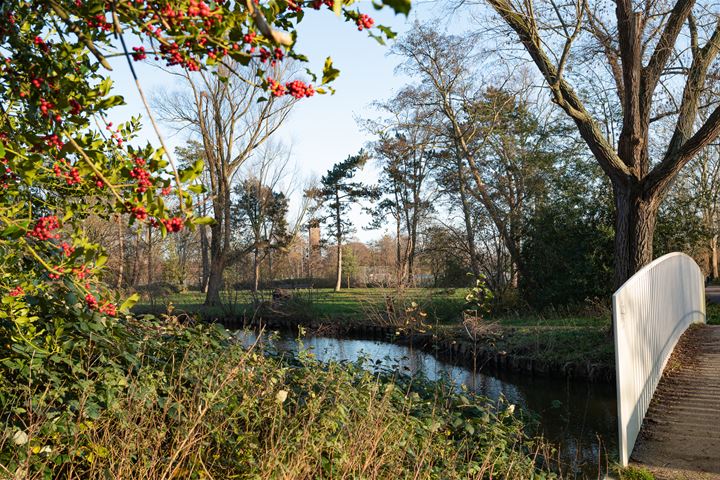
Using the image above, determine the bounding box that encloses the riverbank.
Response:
[134,288,615,383]
[1,318,559,479]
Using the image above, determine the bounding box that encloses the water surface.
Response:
[237,331,617,478]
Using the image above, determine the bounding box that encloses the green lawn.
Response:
[134,287,616,373]
[135,287,469,323]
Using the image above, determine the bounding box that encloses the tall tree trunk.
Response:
[613,184,660,289]
[205,222,225,306]
[200,224,210,291]
[395,216,403,288]
[712,235,719,279]
[334,190,342,292]
[253,248,260,292]
[131,230,141,286]
[205,255,225,306]
[204,180,230,306]
[457,162,480,276]
[335,242,342,292]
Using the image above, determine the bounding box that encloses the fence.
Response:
[613,252,706,466]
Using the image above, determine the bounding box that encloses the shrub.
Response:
[615,465,655,480]
[1,320,557,479]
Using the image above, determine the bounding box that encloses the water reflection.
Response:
[237,331,617,478]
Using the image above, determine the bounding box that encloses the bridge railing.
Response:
[613,252,706,466]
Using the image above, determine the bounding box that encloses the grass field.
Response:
[135,287,616,373]
[136,287,469,323]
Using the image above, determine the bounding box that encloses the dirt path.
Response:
[631,324,720,479]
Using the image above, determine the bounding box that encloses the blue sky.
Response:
[107,1,472,241]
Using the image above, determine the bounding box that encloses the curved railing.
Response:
[613,252,706,466]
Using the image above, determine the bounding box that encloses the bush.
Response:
[706,302,720,325]
[521,203,614,309]
[1,318,557,479]
[615,465,655,480]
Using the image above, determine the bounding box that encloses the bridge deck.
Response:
[631,322,720,479]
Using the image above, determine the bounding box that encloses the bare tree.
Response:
[368,93,439,286]
[389,24,561,286]
[476,0,720,285]
[154,61,297,305]
[231,142,295,291]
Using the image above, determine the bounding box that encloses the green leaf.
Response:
[118,293,140,314]
[381,0,411,15]
[191,216,215,225]
[368,32,386,46]
[1,224,23,239]
[322,57,340,85]
[0,142,5,159]
[95,254,108,268]
[377,25,397,39]
[305,68,318,83]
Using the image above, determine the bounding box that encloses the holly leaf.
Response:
[377,25,397,40]
[188,184,206,194]
[118,293,140,314]
[191,216,215,225]
[322,57,340,85]
[381,0,411,15]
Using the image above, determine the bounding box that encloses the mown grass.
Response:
[135,288,616,372]
[136,287,469,323]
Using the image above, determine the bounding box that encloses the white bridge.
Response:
[613,252,718,471]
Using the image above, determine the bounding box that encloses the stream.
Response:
[236,330,617,478]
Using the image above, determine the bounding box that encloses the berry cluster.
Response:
[73,265,91,280]
[1,159,18,189]
[9,286,24,297]
[268,78,286,97]
[48,266,64,280]
[44,134,64,150]
[54,160,83,186]
[86,13,113,32]
[310,0,334,9]
[162,217,185,233]
[243,31,256,48]
[268,78,315,99]
[85,293,99,310]
[356,14,374,31]
[129,158,152,193]
[59,242,75,257]
[132,46,147,61]
[99,301,117,316]
[27,216,60,241]
[66,167,82,185]
[33,35,50,53]
[39,98,54,116]
[187,0,212,17]
[131,205,148,220]
[106,122,125,146]
[285,80,315,99]
[69,99,83,115]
